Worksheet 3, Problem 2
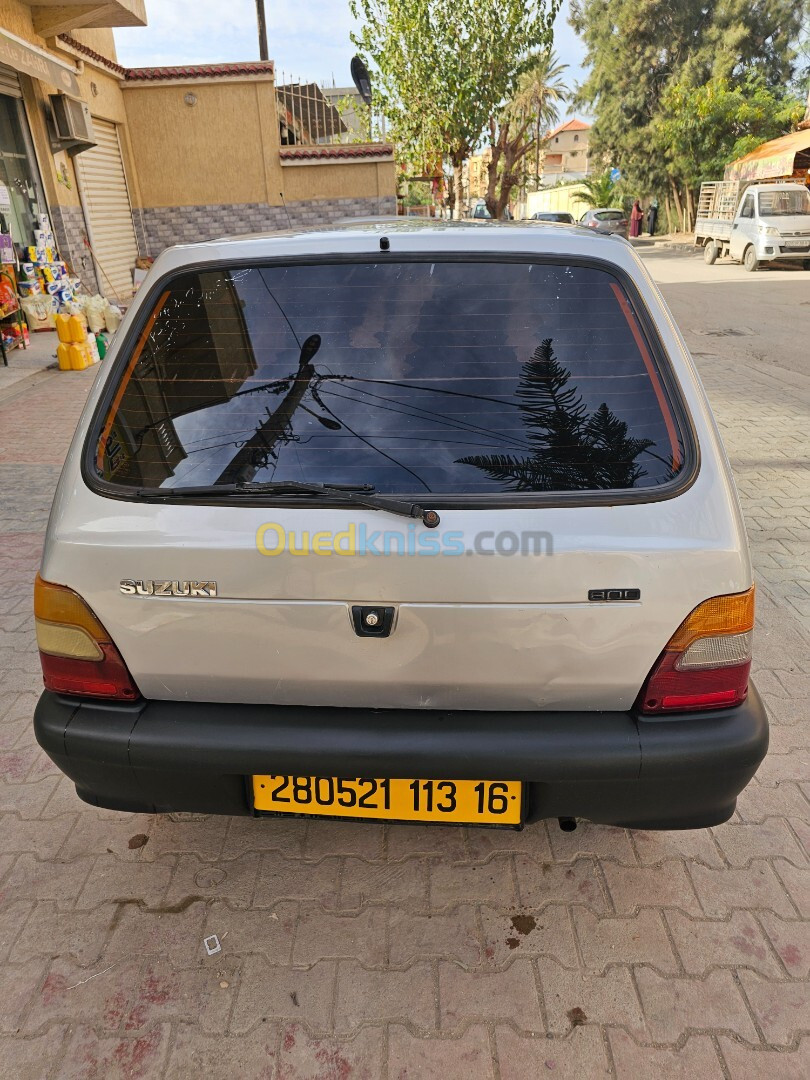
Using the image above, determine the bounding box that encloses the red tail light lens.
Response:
[35,575,140,700]
[638,588,754,714]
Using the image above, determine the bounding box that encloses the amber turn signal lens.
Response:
[34,575,140,701]
[665,587,755,653]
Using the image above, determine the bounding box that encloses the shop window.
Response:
[0,95,47,250]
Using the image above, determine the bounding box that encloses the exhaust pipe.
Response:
[557,817,577,832]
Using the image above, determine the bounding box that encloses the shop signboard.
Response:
[0,28,81,98]
[0,184,11,212]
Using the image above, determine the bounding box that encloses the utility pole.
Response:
[255,0,269,62]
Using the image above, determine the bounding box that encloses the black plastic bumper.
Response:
[34,685,769,829]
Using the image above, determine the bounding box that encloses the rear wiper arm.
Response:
[137,481,441,527]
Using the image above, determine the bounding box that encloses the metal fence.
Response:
[276,75,351,147]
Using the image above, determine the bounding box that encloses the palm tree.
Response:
[573,170,619,209]
[509,51,569,190]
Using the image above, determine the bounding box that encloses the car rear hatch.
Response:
[42,247,749,711]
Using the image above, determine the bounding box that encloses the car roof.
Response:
[154,219,632,275]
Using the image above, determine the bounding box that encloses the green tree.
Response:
[572,170,618,209]
[654,76,805,207]
[510,50,569,190]
[570,0,805,219]
[350,0,561,217]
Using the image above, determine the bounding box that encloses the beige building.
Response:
[0,1,396,301]
[541,118,591,185]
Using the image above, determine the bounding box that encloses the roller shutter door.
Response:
[76,118,138,301]
[0,64,22,97]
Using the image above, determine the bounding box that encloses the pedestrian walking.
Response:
[630,199,643,238]
[647,198,659,236]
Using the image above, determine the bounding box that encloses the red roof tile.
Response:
[280,144,394,161]
[547,118,591,139]
[57,34,128,76]
[125,61,275,82]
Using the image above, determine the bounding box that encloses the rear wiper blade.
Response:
[137,481,441,527]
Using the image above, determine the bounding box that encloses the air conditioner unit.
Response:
[49,94,95,150]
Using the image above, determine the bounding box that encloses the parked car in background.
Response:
[470,200,513,220]
[34,221,767,832]
[529,211,575,224]
[579,208,629,237]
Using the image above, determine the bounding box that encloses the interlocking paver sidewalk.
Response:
[0,263,808,1077]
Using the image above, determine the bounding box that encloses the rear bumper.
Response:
[34,685,769,829]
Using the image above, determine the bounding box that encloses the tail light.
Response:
[638,588,754,714]
[35,575,140,700]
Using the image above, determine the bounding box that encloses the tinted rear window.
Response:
[596,211,624,221]
[94,260,685,496]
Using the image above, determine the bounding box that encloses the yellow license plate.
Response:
[252,775,522,825]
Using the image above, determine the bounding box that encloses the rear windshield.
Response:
[93,260,686,496]
[596,211,624,221]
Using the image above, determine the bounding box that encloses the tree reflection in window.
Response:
[456,339,655,491]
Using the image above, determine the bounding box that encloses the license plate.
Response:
[785,240,809,249]
[252,775,522,825]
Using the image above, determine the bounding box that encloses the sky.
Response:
[115,1,589,114]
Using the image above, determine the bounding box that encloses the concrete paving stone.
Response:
[688,861,797,918]
[768,725,810,752]
[514,856,608,913]
[106,898,210,965]
[334,960,436,1034]
[717,1035,810,1079]
[279,1022,385,1080]
[630,827,725,867]
[389,1024,494,1079]
[165,852,260,908]
[601,861,702,916]
[607,1028,724,1079]
[665,910,784,978]
[463,820,551,862]
[0,899,32,959]
[0,957,45,1034]
[304,820,385,862]
[439,957,542,1033]
[429,855,516,909]
[0,716,31,751]
[712,817,808,868]
[538,957,647,1038]
[574,909,678,972]
[734,780,810,822]
[758,754,810,785]
[496,1025,610,1080]
[142,813,230,862]
[56,1022,171,1080]
[23,957,141,1033]
[230,956,336,1035]
[478,902,578,968]
[255,853,339,909]
[0,774,59,818]
[737,969,810,1046]
[757,912,810,978]
[223,815,308,859]
[164,1023,280,1080]
[77,854,175,910]
[0,746,43,784]
[203,900,297,965]
[547,822,637,865]
[10,901,113,967]
[122,957,238,1034]
[2,852,95,910]
[293,902,387,967]
[0,1026,69,1080]
[389,905,482,968]
[634,967,759,1043]
[387,823,468,862]
[57,812,152,862]
[774,858,810,917]
[340,857,428,911]
[0,814,76,859]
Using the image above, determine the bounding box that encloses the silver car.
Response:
[579,207,629,237]
[33,221,767,832]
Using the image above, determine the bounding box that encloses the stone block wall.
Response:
[49,204,100,294]
[134,195,398,256]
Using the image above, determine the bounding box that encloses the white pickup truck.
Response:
[695,180,810,271]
